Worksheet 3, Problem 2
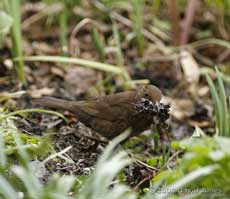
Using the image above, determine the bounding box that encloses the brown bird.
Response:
[33,85,163,139]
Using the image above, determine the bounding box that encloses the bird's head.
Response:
[137,85,162,102]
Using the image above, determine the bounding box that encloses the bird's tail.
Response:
[33,97,76,112]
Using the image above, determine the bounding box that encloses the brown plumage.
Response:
[33,85,162,139]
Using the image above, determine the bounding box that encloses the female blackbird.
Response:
[33,85,162,139]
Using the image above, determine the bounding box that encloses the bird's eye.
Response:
[144,93,148,97]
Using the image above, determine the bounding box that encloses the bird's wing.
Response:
[86,117,128,139]
[72,93,136,122]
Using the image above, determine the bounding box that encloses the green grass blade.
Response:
[152,0,161,16]
[4,108,68,122]
[112,22,124,67]
[12,127,30,166]
[147,165,218,199]
[185,38,230,49]
[216,68,228,136]
[0,176,19,199]
[11,165,42,199]
[19,55,123,74]
[206,74,223,135]
[131,0,145,55]
[0,127,7,167]
[228,97,230,136]
[4,0,26,85]
[112,22,131,82]
[0,11,13,48]
[59,8,68,54]
[92,27,105,62]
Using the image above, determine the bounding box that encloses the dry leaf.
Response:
[28,86,55,98]
[180,50,200,83]
[64,67,102,96]
[165,97,194,121]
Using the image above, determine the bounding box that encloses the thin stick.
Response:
[42,146,73,164]
[181,0,198,44]
[168,0,180,45]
